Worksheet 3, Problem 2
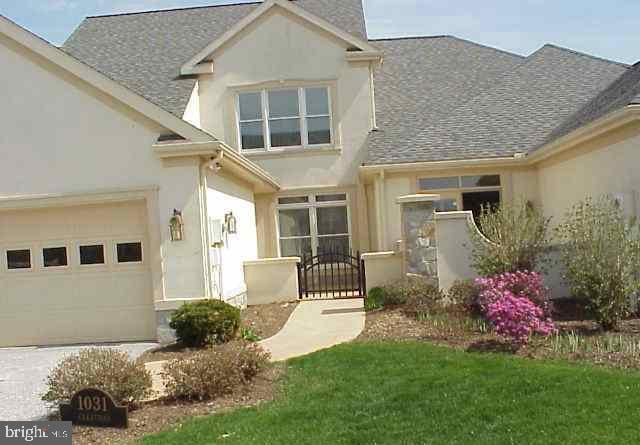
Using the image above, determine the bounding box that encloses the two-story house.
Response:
[2,0,640,347]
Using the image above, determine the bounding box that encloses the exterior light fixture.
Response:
[225,212,237,234]
[169,209,184,241]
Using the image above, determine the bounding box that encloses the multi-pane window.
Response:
[277,193,350,258]
[238,87,332,151]
[418,174,502,216]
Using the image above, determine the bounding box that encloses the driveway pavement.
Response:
[0,342,157,421]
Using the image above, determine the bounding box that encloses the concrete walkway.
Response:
[259,298,365,362]
[145,299,365,398]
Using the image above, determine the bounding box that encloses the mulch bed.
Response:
[138,302,298,364]
[59,364,285,445]
[357,307,640,369]
[242,302,298,340]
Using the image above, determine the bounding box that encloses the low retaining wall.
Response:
[434,211,477,290]
[244,257,301,305]
[362,251,403,292]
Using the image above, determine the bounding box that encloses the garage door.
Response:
[0,200,156,347]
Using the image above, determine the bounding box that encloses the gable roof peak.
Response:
[180,0,379,75]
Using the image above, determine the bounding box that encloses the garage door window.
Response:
[43,247,68,268]
[117,242,143,263]
[79,245,105,265]
[6,249,31,270]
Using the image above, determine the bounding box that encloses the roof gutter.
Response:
[525,105,640,164]
[359,155,523,179]
[152,140,281,192]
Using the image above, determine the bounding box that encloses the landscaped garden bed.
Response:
[44,299,287,445]
[139,302,297,364]
[58,364,284,445]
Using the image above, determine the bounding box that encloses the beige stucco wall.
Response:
[434,211,477,291]
[0,32,208,303]
[206,170,258,304]
[244,257,300,304]
[196,6,373,190]
[361,251,403,292]
[537,123,640,223]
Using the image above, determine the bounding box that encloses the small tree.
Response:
[469,201,551,276]
[556,196,640,331]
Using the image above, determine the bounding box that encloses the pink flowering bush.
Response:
[476,271,555,345]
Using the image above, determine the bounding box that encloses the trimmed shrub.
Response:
[42,348,152,408]
[556,196,640,331]
[383,277,445,315]
[447,279,482,316]
[161,342,270,401]
[365,287,386,311]
[476,271,555,345]
[469,201,551,276]
[170,299,241,347]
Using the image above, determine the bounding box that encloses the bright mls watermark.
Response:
[0,422,71,444]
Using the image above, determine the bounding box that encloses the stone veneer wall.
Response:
[401,201,438,284]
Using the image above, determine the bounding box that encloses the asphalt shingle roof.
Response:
[62,0,635,165]
[367,36,525,165]
[62,0,367,117]
[367,42,628,165]
[541,61,640,147]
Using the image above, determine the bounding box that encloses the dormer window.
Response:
[237,86,332,151]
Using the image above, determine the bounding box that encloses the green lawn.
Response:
[138,342,640,445]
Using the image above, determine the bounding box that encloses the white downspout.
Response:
[200,151,224,299]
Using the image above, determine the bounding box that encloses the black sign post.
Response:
[60,388,128,429]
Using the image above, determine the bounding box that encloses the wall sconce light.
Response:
[225,212,237,234]
[169,209,184,241]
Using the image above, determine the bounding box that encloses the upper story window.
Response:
[237,87,332,151]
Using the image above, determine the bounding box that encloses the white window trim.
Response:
[76,241,108,269]
[237,86,334,153]
[3,246,34,273]
[113,240,145,266]
[40,243,71,270]
[276,193,351,257]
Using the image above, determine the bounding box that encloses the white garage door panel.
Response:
[0,201,156,347]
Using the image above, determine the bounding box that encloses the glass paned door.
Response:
[278,208,313,257]
[316,206,350,255]
[277,195,351,258]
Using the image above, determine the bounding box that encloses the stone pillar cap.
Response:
[396,194,440,204]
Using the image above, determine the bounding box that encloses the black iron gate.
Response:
[297,251,366,299]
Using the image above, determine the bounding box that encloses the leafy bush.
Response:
[469,201,551,276]
[476,271,555,345]
[447,279,482,316]
[365,287,386,311]
[556,196,640,330]
[42,348,152,408]
[170,299,241,347]
[161,342,270,401]
[383,277,445,315]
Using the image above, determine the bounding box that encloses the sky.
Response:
[1,0,640,64]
